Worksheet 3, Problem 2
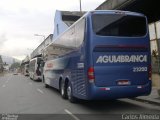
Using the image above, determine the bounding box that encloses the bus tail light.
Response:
[149,65,152,80]
[88,67,95,83]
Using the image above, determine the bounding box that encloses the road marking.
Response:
[37,89,44,94]
[64,109,80,120]
[2,85,6,88]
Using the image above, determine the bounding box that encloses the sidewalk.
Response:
[0,72,7,77]
[133,74,160,105]
[0,72,4,77]
[134,87,160,105]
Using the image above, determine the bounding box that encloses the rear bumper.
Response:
[34,75,42,81]
[85,81,151,100]
[24,73,29,76]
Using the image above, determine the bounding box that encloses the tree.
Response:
[10,62,20,70]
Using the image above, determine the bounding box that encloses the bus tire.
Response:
[29,75,32,80]
[32,75,35,81]
[45,84,49,88]
[60,80,67,99]
[42,75,45,83]
[67,82,77,103]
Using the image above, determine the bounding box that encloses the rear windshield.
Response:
[92,14,147,37]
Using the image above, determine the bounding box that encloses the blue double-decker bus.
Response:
[43,10,151,102]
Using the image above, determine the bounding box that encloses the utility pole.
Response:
[79,0,82,12]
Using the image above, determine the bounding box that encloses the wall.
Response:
[149,21,160,73]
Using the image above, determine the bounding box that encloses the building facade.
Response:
[31,34,53,59]
[0,55,3,73]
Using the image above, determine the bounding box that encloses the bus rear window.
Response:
[92,14,147,37]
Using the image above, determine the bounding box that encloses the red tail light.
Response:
[88,67,95,83]
[149,65,152,80]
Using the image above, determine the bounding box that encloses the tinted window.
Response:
[92,14,147,37]
[29,60,36,72]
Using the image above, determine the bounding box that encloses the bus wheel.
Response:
[42,76,45,83]
[45,84,49,88]
[60,81,67,99]
[67,82,77,103]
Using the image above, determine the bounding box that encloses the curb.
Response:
[132,98,160,106]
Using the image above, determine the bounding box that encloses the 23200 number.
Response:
[133,67,147,72]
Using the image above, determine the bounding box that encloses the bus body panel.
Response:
[85,81,151,100]
[44,57,69,89]
[43,10,151,100]
[91,37,150,87]
[44,51,88,99]
[84,12,151,99]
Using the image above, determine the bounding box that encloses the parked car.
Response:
[13,69,18,75]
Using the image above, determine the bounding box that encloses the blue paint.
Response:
[44,10,151,100]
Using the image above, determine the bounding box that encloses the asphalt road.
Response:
[0,73,160,120]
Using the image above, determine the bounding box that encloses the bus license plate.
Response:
[117,80,130,85]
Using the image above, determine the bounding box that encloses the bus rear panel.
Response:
[29,57,43,81]
[84,11,151,100]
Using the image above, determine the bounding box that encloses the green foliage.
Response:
[10,62,20,70]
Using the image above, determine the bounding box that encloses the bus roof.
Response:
[88,10,145,17]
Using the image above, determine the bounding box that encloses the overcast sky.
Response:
[0,0,105,60]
